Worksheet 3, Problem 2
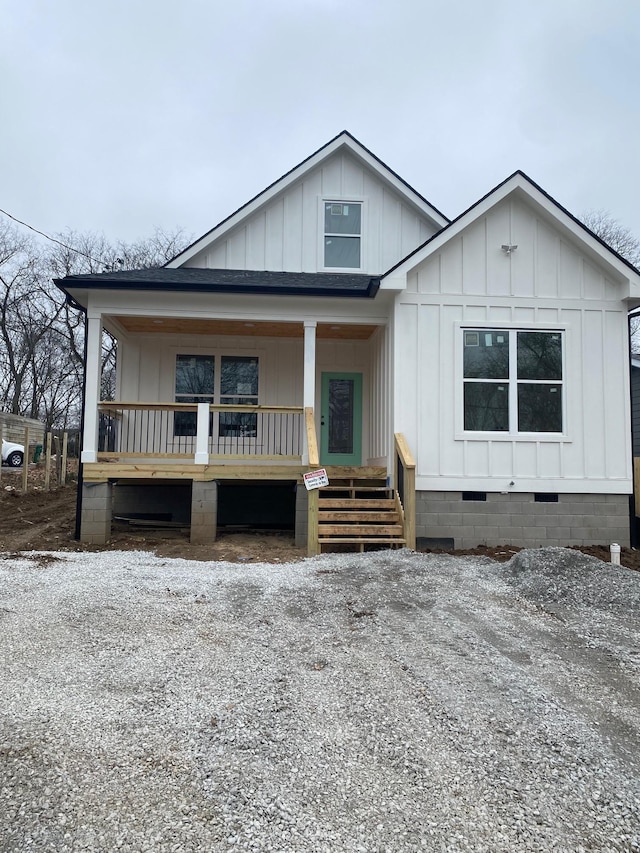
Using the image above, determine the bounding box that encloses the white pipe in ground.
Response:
[610,543,621,565]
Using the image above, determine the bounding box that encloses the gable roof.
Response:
[381,170,640,291]
[55,268,380,306]
[166,131,450,269]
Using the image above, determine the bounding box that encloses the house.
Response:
[55,131,640,553]
[631,356,640,457]
[631,355,640,536]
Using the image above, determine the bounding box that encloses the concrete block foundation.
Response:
[295,485,308,548]
[191,481,218,544]
[416,491,630,549]
[80,482,113,544]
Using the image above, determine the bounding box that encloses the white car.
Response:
[2,439,24,467]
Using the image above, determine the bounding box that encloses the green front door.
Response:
[320,372,362,466]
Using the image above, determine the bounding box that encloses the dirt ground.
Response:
[1,474,639,570]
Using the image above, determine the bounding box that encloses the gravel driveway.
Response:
[0,547,639,852]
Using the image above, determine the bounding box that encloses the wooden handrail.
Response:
[98,401,304,415]
[305,407,319,468]
[394,432,416,470]
[394,432,416,550]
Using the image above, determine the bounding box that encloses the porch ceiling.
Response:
[113,316,379,340]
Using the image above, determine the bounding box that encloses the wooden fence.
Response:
[0,428,80,492]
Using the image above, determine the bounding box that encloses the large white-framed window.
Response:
[322,199,362,269]
[219,354,259,437]
[174,352,259,437]
[174,354,214,436]
[462,328,564,435]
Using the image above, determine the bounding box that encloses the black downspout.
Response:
[74,302,88,541]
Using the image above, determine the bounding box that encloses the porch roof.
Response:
[55,268,381,306]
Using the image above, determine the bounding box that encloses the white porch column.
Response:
[303,320,317,409]
[194,402,210,464]
[303,320,317,467]
[81,314,103,464]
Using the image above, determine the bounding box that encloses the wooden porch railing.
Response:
[97,402,305,460]
[394,433,416,549]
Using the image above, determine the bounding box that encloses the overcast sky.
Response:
[2,0,639,249]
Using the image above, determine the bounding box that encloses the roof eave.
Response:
[54,277,380,304]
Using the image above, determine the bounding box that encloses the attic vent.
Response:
[330,204,344,216]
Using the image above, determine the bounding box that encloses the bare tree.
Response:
[0,223,189,428]
[47,226,189,406]
[581,210,640,268]
[0,222,66,421]
[581,210,640,352]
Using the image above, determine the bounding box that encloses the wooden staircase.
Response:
[317,475,406,552]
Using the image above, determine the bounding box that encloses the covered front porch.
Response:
[81,412,415,555]
[79,310,414,553]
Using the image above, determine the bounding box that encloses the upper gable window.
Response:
[324,201,361,269]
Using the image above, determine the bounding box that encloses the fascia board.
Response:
[624,290,640,310]
[166,136,348,268]
[167,133,448,269]
[81,290,392,325]
[340,140,449,228]
[57,285,89,310]
[381,178,521,281]
[516,180,640,284]
[378,274,406,292]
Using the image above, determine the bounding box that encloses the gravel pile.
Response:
[0,547,639,852]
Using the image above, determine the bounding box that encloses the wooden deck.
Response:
[82,402,416,556]
[82,462,387,483]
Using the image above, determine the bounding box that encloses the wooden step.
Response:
[318,524,404,536]
[318,537,406,545]
[318,511,400,523]
[314,475,405,552]
[319,486,392,496]
[318,498,396,509]
[324,467,387,479]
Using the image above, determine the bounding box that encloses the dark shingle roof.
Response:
[55,268,380,299]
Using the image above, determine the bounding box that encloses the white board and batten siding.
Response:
[119,334,303,410]
[368,325,391,466]
[394,195,633,495]
[184,151,438,275]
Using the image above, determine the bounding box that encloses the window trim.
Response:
[172,348,261,440]
[455,323,569,441]
[319,196,366,272]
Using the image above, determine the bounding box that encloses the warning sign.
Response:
[303,468,329,491]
